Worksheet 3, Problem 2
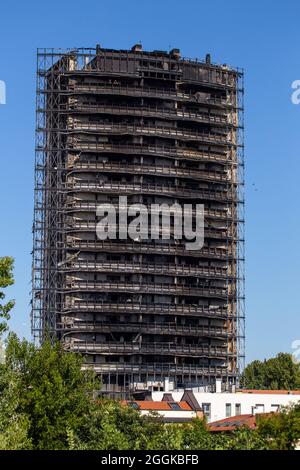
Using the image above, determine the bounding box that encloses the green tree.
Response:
[0,257,15,336]
[256,403,300,450]
[241,353,300,390]
[68,401,166,450]
[222,427,271,450]
[2,333,300,451]
[70,400,143,450]
[145,422,184,450]
[0,357,32,449]
[0,414,32,450]
[2,254,300,452]
[3,333,99,450]
[181,418,228,450]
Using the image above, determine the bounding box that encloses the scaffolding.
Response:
[32,45,245,397]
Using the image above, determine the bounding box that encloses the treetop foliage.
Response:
[0,256,15,336]
[1,257,300,450]
[0,334,300,450]
[241,353,300,390]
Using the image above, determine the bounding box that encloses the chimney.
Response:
[215,378,222,393]
[170,48,180,59]
[164,377,170,392]
[162,393,175,402]
[132,43,142,52]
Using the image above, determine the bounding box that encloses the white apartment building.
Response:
[151,389,300,422]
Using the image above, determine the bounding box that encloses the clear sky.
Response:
[0,0,299,363]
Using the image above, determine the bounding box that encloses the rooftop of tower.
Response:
[37,43,242,75]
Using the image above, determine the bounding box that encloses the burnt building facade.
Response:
[32,45,244,397]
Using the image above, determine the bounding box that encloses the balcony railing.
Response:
[66,161,237,184]
[67,172,229,189]
[61,321,230,338]
[39,185,237,203]
[63,221,233,241]
[63,103,234,127]
[66,122,233,145]
[66,240,235,259]
[65,340,229,357]
[60,261,229,278]
[61,302,230,319]
[64,200,234,220]
[62,281,230,298]
[63,84,237,108]
[64,142,236,165]
[82,362,232,376]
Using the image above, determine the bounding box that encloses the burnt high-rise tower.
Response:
[32,45,244,397]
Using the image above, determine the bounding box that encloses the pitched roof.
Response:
[208,414,257,432]
[181,390,202,411]
[209,412,276,432]
[162,393,175,402]
[123,400,192,411]
[237,389,300,395]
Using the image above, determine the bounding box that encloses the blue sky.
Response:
[0,0,299,363]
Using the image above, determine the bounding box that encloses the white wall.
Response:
[140,409,196,420]
[151,391,300,422]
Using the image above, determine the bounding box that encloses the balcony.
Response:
[65,141,235,165]
[66,122,233,145]
[60,260,229,279]
[61,321,230,338]
[64,199,232,221]
[62,280,230,299]
[64,103,234,127]
[66,160,237,184]
[82,362,231,376]
[65,340,229,358]
[66,240,235,259]
[63,220,234,241]
[61,302,230,319]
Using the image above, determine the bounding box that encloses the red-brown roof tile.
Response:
[208,414,256,432]
[209,412,277,432]
[122,400,192,411]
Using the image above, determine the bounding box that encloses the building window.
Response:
[271,404,280,412]
[202,403,211,421]
[255,404,265,413]
[169,402,181,411]
[129,402,140,410]
[235,403,241,416]
[225,403,232,417]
